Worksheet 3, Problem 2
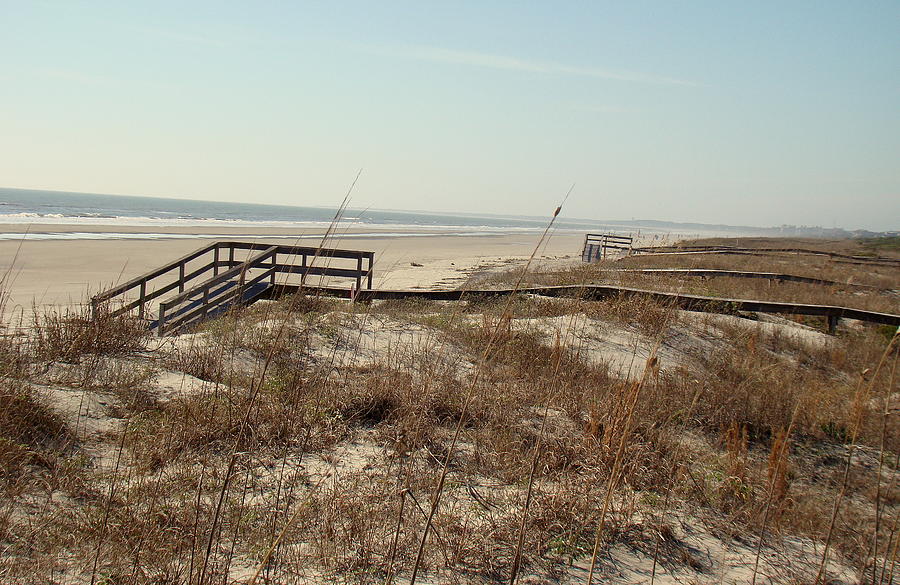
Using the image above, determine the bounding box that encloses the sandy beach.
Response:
[0,223,588,312]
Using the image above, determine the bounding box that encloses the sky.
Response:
[1,1,898,230]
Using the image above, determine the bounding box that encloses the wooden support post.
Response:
[228,246,234,266]
[90,299,98,321]
[138,281,146,319]
[202,289,210,317]
[158,304,166,337]
[301,254,307,286]
[367,256,373,290]
[270,253,277,286]
[827,315,839,335]
[179,264,185,292]
[356,256,363,292]
[213,246,220,276]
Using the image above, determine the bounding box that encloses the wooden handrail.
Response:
[160,246,277,311]
[225,241,374,260]
[586,234,632,243]
[107,260,222,318]
[92,241,220,303]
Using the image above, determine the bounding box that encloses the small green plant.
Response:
[820,421,850,444]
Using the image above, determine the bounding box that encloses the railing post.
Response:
[356,256,363,292]
[213,245,220,276]
[138,281,146,319]
[367,255,373,290]
[179,264,185,293]
[90,298,98,321]
[229,245,234,267]
[270,252,277,286]
[827,315,839,335]
[158,303,167,337]
[202,288,209,317]
[301,254,307,286]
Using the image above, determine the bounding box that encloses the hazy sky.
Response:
[1,1,898,230]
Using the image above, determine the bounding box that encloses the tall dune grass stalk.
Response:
[876,454,900,585]
[873,352,898,584]
[386,488,408,585]
[751,400,803,585]
[88,414,135,585]
[815,331,899,584]
[203,173,361,585]
[409,195,569,584]
[509,259,606,584]
[585,350,658,585]
[509,323,574,584]
[651,383,705,584]
[883,515,900,585]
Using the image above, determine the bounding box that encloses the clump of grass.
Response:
[167,341,232,384]
[0,330,28,379]
[31,303,147,362]
[128,381,320,472]
[0,379,72,480]
[583,293,680,337]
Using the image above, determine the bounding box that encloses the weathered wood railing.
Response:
[582,233,633,262]
[91,241,222,320]
[91,241,375,334]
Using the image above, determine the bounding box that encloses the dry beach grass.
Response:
[0,236,898,584]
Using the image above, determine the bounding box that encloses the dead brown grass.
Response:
[31,303,148,362]
[1,240,898,583]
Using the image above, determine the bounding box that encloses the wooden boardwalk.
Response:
[286,284,900,333]
[604,268,894,292]
[91,241,374,335]
[631,245,900,267]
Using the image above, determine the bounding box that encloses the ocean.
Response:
[0,187,621,241]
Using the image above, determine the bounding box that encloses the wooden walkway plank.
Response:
[285,284,900,329]
[603,268,894,292]
[631,245,900,266]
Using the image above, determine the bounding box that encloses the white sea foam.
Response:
[0,212,339,228]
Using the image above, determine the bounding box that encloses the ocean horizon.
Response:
[0,187,668,241]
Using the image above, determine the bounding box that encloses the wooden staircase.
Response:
[91,241,374,336]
